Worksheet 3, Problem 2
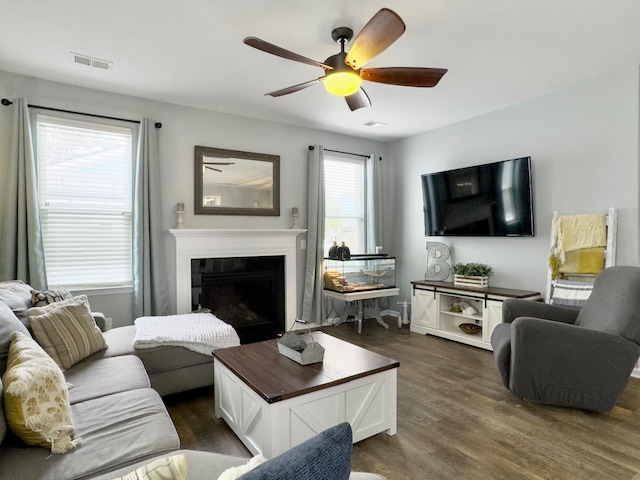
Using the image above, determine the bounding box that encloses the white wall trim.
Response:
[169,229,306,331]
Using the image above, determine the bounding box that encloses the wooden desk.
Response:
[213,332,399,457]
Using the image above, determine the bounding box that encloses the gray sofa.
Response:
[0,281,385,479]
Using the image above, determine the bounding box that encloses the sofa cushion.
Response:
[0,388,180,480]
[64,355,150,404]
[90,450,387,480]
[90,450,250,480]
[0,281,35,328]
[0,378,6,447]
[101,325,214,373]
[30,287,73,307]
[28,295,107,370]
[0,301,30,375]
[2,332,79,454]
[113,453,188,480]
[239,423,353,480]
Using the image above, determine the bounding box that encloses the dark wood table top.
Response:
[213,331,399,403]
[411,280,540,299]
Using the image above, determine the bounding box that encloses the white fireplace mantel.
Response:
[169,229,306,331]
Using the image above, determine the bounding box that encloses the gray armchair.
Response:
[491,266,640,411]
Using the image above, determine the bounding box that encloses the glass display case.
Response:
[323,255,396,293]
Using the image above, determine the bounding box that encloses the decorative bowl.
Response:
[459,323,482,335]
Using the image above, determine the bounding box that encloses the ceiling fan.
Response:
[243,8,447,111]
[203,161,234,173]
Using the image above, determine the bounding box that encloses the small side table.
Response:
[324,287,400,334]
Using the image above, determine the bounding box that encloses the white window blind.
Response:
[324,155,366,254]
[36,115,134,288]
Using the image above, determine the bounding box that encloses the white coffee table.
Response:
[213,332,398,458]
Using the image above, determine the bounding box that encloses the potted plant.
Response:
[452,263,493,287]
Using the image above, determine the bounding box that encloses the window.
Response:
[324,154,367,255]
[36,114,135,289]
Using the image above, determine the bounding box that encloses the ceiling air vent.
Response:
[69,52,113,71]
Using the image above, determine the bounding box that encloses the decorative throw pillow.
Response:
[238,423,353,480]
[2,331,79,454]
[28,295,107,370]
[0,281,35,328]
[0,301,31,376]
[217,455,266,480]
[114,454,188,480]
[30,287,73,307]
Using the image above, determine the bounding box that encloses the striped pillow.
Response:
[550,280,594,310]
[27,295,107,370]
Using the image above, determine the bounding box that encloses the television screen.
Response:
[422,157,534,237]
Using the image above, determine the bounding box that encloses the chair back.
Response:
[576,266,640,344]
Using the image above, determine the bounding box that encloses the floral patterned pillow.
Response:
[2,332,79,454]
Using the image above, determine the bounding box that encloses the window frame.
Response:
[33,111,138,290]
[323,152,370,256]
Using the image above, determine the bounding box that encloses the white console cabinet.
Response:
[410,281,540,350]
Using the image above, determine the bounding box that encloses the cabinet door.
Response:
[411,289,438,328]
[483,299,503,344]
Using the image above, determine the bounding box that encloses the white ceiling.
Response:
[2,1,640,142]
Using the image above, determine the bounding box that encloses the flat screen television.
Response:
[422,156,534,237]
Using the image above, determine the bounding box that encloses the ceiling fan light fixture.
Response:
[324,71,362,97]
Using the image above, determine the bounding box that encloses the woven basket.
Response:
[458,323,482,335]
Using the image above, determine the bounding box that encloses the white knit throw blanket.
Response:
[133,313,240,355]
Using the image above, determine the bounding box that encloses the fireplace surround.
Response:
[169,229,305,334]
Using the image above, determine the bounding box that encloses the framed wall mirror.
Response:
[194,146,280,216]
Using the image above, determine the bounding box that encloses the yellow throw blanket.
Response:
[549,213,607,279]
[559,247,605,274]
[552,213,606,262]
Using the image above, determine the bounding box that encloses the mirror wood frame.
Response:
[194,146,280,216]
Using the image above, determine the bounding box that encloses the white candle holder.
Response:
[291,207,299,229]
[176,202,185,229]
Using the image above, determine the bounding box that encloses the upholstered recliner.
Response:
[491,266,640,411]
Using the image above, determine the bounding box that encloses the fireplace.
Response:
[192,256,285,343]
[169,229,305,335]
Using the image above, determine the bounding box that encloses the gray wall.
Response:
[2,66,639,324]
[0,70,389,327]
[389,67,640,300]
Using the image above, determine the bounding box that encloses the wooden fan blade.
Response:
[265,78,322,97]
[244,37,331,70]
[345,88,371,111]
[361,67,448,87]
[204,162,234,165]
[345,8,406,69]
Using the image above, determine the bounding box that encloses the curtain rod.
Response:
[308,145,370,159]
[1,98,162,128]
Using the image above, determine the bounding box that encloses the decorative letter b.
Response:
[425,242,451,281]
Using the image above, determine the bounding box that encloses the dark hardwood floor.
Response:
[164,318,640,480]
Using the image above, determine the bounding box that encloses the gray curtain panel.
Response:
[366,154,383,253]
[132,118,169,318]
[301,145,326,324]
[0,98,46,288]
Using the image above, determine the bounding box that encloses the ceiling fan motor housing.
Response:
[323,52,359,76]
